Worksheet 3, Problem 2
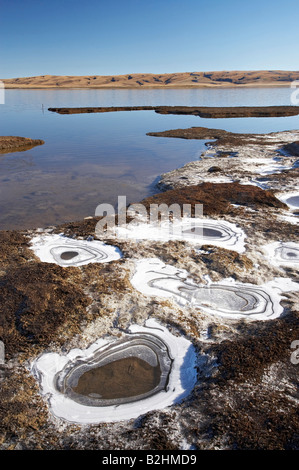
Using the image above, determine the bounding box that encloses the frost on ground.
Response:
[115,217,246,253]
[0,127,298,450]
[30,233,122,266]
[263,241,299,269]
[156,129,299,195]
[130,257,299,321]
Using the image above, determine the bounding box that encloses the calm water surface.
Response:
[0,87,298,230]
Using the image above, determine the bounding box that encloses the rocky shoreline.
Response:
[153,128,299,194]
[0,123,298,450]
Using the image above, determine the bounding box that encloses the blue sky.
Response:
[1,0,299,78]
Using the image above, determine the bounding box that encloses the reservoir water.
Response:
[0,87,298,230]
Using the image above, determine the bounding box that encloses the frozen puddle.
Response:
[131,258,299,320]
[116,218,246,253]
[263,241,299,268]
[277,191,299,210]
[29,233,122,266]
[31,319,197,424]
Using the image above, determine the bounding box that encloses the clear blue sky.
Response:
[1,0,299,78]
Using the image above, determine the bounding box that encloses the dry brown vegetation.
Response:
[2,70,299,88]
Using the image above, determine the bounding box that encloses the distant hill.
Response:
[2,71,299,88]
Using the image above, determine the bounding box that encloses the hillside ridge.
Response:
[2,70,299,88]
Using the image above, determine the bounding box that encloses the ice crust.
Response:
[131,258,299,320]
[263,241,299,268]
[116,217,246,253]
[29,233,122,266]
[277,191,299,209]
[31,319,197,424]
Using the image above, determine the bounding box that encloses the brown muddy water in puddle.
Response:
[72,356,161,400]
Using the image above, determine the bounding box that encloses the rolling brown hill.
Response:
[2,70,299,88]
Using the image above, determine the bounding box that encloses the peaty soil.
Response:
[138,181,287,216]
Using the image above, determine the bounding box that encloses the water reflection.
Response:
[72,357,161,400]
[1,88,299,230]
[31,319,197,423]
[56,333,172,406]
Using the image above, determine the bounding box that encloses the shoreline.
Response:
[1,113,299,450]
